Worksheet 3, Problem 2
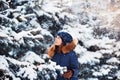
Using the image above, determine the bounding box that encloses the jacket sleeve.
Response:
[47,44,56,58]
[70,51,79,78]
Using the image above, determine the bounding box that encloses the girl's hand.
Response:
[47,44,56,58]
[63,70,73,79]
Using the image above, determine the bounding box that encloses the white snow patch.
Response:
[0,56,9,70]
[0,32,9,38]
[78,51,102,64]
[20,51,45,64]
[93,65,117,76]
[106,57,120,64]
[17,67,37,80]
[87,78,98,80]
[116,70,120,79]
[42,3,62,13]
[114,52,120,57]
[84,38,115,49]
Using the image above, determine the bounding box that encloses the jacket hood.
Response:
[47,38,78,58]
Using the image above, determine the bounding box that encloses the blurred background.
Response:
[0,0,120,80]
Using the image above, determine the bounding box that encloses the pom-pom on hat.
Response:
[57,31,73,45]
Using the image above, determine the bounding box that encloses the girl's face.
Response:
[54,36,62,46]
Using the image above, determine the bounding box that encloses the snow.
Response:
[17,67,37,80]
[114,41,120,52]
[114,52,120,57]
[0,0,120,80]
[74,45,87,54]
[7,58,37,80]
[116,70,120,79]
[14,31,29,41]
[20,51,45,64]
[99,49,114,54]
[106,57,120,64]
[60,12,77,20]
[87,78,98,80]
[0,56,9,69]
[0,55,64,80]
[13,27,45,41]
[0,32,9,38]
[66,24,94,43]
[84,38,116,49]
[41,3,62,13]
[78,51,102,64]
[93,65,117,76]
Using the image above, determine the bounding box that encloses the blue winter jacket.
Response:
[51,51,79,80]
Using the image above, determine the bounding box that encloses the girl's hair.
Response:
[54,44,64,53]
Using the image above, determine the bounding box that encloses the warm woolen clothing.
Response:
[57,31,73,45]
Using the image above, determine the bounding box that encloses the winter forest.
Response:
[0,0,120,80]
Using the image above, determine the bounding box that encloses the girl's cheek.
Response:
[54,40,58,45]
[55,40,61,46]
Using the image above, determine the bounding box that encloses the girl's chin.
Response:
[54,43,60,46]
[55,44,60,46]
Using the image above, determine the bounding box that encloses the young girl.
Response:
[48,31,79,80]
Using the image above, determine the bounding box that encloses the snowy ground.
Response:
[0,0,120,80]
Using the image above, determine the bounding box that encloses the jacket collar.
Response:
[61,39,78,54]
